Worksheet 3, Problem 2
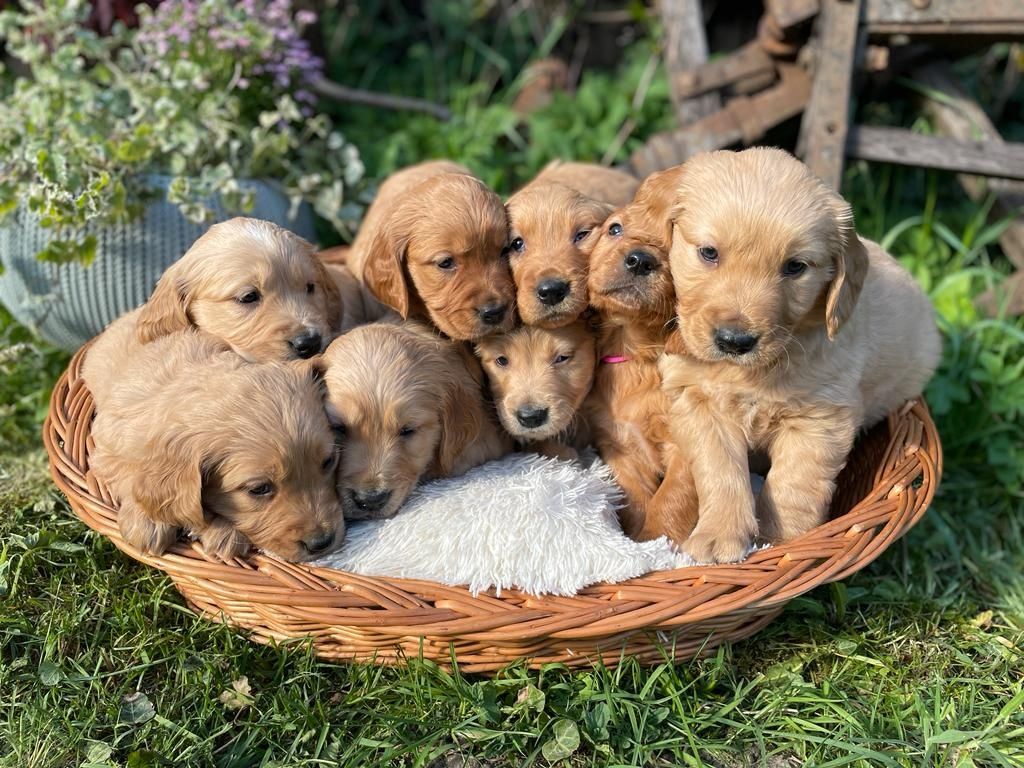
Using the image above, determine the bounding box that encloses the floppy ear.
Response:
[361,224,411,319]
[137,263,193,343]
[131,442,206,532]
[314,258,345,334]
[824,226,869,341]
[435,375,483,476]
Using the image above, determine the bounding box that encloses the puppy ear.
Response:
[137,263,193,343]
[436,374,483,476]
[362,224,411,319]
[824,211,869,340]
[315,258,345,334]
[131,443,206,532]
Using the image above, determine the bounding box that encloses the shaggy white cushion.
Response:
[316,453,706,596]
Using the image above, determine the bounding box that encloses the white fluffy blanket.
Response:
[316,453,708,596]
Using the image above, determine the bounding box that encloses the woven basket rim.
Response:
[44,342,942,671]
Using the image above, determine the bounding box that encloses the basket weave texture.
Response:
[45,344,942,672]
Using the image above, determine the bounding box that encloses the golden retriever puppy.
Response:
[475,321,596,459]
[506,161,639,328]
[657,147,941,563]
[584,164,698,539]
[319,245,397,330]
[89,331,344,562]
[83,217,342,407]
[322,321,512,520]
[346,161,515,340]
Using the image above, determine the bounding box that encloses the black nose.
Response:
[303,530,336,555]
[290,331,322,359]
[515,405,549,428]
[624,250,657,276]
[477,303,508,326]
[351,488,392,513]
[714,327,760,356]
[536,279,570,306]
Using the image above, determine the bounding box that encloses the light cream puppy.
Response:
[658,148,941,563]
[89,331,345,562]
[322,321,512,521]
[83,217,341,407]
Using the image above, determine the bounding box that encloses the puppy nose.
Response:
[352,488,392,513]
[290,331,322,359]
[477,303,508,326]
[714,327,760,356]
[536,279,570,306]
[515,405,549,428]
[624,250,657,276]
[302,530,337,555]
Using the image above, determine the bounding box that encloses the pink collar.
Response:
[601,354,631,364]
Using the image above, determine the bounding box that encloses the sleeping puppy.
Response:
[322,321,512,521]
[346,161,516,340]
[90,331,344,562]
[505,161,639,328]
[475,321,596,460]
[83,217,342,407]
[584,165,698,539]
[657,148,941,563]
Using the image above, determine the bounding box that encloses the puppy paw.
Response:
[683,526,754,565]
[536,440,579,462]
[196,520,253,561]
[119,510,179,555]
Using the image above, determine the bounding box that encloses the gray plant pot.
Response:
[0,176,317,351]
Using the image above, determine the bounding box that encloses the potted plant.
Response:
[0,0,364,349]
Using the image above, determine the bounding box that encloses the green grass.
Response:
[3,11,1024,767]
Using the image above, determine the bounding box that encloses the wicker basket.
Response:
[44,344,942,672]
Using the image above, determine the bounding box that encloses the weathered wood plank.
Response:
[766,0,821,30]
[797,0,863,190]
[660,0,720,125]
[915,63,1024,270]
[845,126,1024,181]
[672,41,776,101]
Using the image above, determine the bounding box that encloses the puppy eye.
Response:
[331,423,347,440]
[437,256,456,271]
[306,282,316,294]
[322,453,337,471]
[698,246,718,264]
[608,223,622,237]
[238,290,261,304]
[782,259,808,277]
[398,425,417,437]
[553,353,572,365]
[508,237,525,254]
[248,482,274,497]
[495,355,509,368]
[573,229,591,244]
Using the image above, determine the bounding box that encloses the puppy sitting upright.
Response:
[506,161,639,328]
[90,331,345,562]
[322,321,512,521]
[347,161,516,341]
[585,165,697,539]
[658,148,941,563]
[475,321,596,460]
[83,217,342,407]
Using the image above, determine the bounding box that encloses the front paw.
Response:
[683,520,756,564]
[196,520,252,561]
[119,510,178,555]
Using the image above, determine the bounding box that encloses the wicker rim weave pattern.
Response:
[45,344,942,672]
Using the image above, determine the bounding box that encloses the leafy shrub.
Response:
[0,0,364,264]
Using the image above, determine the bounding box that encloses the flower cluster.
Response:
[0,0,364,264]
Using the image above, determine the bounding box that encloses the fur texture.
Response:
[475,320,597,459]
[506,162,639,328]
[322,320,512,522]
[317,453,698,597]
[347,161,515,340]
[658,148,941,563]
[89,331,345,562]
[83,217,341,408]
